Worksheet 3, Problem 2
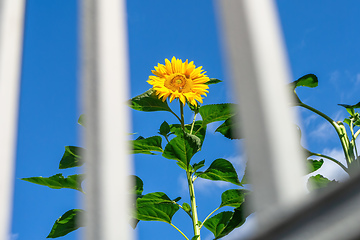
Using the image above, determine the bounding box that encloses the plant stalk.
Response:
[187,171,201,239]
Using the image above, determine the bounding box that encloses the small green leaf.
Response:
[132,136,163,154]
[21,174,85,193]
[182,202,191,213]
[344,118,351,126]
[59,146,84,169]
[338,102,360,116]
[172,197,181,202]
[78,114,85,126]
[292,74,318,89]
[196,159,242,186]
[192,160,205,172]
[220,189,249,208]
[47,209,85,238]
[130,89,172,112]
[240,167,248,184]
[215,115,241,139]
[136,192,179,224]
[163,132,201,167]
[203,211,234,238]
[205,78,222,85]
[132,175,144,195]
[307,159,324,173]
[170,121,206,147]
[191,235,200,240]
[308,174,338,191]
[199,104,236,126]
[159,121,171,136]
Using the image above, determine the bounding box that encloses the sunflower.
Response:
[147,57,209,106]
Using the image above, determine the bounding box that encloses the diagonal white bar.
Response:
[218,0,307,230]
[0,0,26,239]
[81,0,133,239]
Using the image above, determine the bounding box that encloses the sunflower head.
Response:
[147,57,209,106]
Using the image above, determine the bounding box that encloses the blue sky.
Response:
[11,0,360,240]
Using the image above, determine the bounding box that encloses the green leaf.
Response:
[172,197,181,202]
[240,167,248,184]
[59,146,84,169]
[159,121,171,136]
[21,174,85,193]
[338,102,360,116]
[170,121,206,147]
[47,209,85,238]
[292,74,318,89]
[192,235,200,240]
[78,114,85,126]
[182,202,191,213]
[199,104,236,126]
[215,115,241,139]
[308,174,338,191]
[307,159,324,173]
[196,159,242,186]
[220,189,249,208]
[162,132,201,167]
[132,136,163,154]
[132,175,144,195]
[204,211,234,238]
[344,118,351,126]
[205,78,222,85]
[192,160,205,172]
[136,192,179,224]
[130,89,172,112]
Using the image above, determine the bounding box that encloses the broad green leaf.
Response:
[159,121,171,136]
[196,159,242,186]
[170,121,206,146]
[292,74,318,89]
[132,175,144,195]
[130,89,172,112]
[215,115,241,139]
[136,192,179,224]
[307,159,324,173]
[344,118,351,126]
[47,209,85,238]
[205,78,222,85]
[59,146,84,169]
[78,114,85,126]
[308,174,338,191]
[162,132,201,167]
[199,104,236,126]
[203,211,234,238]
[21,174,85,193]
[192,160,205,172]
[132,136,163,154]
[220,189,249,208]
[215,204,250,239]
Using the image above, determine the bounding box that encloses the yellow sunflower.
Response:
[147,57,209,106]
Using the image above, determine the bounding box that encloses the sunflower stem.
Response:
[180,101,185,130]
[187,171,201,239]
[190,113,197,135]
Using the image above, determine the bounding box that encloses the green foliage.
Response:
[192,160,205,172]
[47,209,85,238]
[132,136,163,154]
[59,146,84,169]
[307,159,324,173]
[159,121,171,137]
[132,175,144,195]
[196,159,242,186]
[162,132,201,167]
[78,114,85,126]
[205,78,222,85]
[308,174,338,191]
[220,189,249,208]
[136,192,180,224]
[292,74,318,89]
[21,174,85,193]
[199,103,236,126]
[130,89,172,112]
[215,115,241,140]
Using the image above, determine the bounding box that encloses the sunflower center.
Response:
[165,73,192,93]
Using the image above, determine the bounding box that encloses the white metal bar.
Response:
[81,0,133,239]
[0,0,26,239]
[217,0,307,230]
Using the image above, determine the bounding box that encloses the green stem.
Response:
[310,152,348,173]
[170,223,189,240]
[300,102,353,166]
[350,120,358,158]
[190,113,197,135]
[169,108,182,124]
[200,207,220,229]
[187,171,201,239]
[180,101,185,130]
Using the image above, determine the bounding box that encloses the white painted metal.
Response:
[217,0,307,231]
[81,0,133,239]
[0,0,26,239]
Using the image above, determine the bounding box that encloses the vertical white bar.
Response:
[0,0,26,239]
[217,0,307,229]
[81,0,133,239]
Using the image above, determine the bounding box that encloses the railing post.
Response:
[81,0,133,239]
[0,0,26,239]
